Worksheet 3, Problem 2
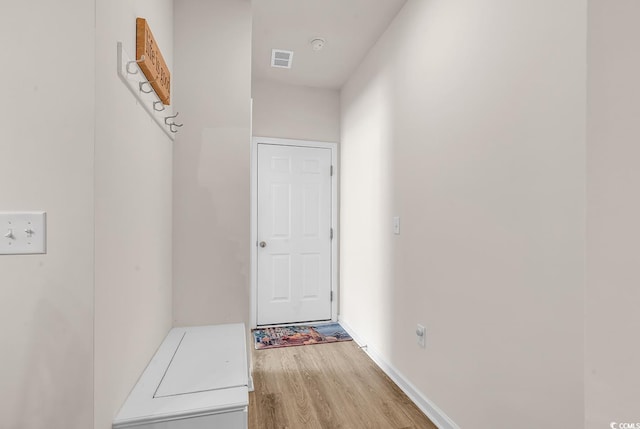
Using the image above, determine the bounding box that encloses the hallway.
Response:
[249,341,437,429]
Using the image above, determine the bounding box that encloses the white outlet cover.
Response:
[393,216,400,235]
[0,212,47,255]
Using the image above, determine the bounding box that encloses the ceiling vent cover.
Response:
[271,49,294,69]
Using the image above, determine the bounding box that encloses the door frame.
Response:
[250,136,338,328]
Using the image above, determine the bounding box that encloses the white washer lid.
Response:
[113,324,249,428]
[155,325,247,397]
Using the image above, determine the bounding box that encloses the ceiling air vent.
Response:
[271,49,294,69]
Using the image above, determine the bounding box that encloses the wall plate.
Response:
[0,212,46,255]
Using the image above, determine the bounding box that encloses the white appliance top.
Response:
[113,323,249,428]
[155,326,247,397]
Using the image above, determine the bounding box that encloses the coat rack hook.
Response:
[139,79,157,94]
[164,112,179,125]
[153,101,166,112]
[126,55,145,75]
[169,122,183,134]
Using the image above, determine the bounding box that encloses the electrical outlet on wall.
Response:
[416,324,426,348]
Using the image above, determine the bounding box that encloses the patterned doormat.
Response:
[252,322,352,350]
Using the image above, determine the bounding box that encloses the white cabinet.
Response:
[113,324,249,429]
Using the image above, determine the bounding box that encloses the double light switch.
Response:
[1,212,47,255]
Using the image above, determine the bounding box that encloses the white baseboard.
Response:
[338,318,460,429]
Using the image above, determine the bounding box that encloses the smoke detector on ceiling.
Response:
[310,38,326,51]
[271,49,294,68]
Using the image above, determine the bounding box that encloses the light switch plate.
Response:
[0,212,47,255]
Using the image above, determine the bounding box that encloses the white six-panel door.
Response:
[256,143,332,326]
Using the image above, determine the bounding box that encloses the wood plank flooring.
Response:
[248,340,438,429]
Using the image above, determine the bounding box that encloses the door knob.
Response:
[259,241,267,248]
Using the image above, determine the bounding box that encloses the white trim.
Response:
[250,137,258,329]
[250,137,339,328]
[248,375,254,392]
[338,318,460,429]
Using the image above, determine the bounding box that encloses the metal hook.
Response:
[126,55,145,74]
[153,101,166,112]
[139,80,156,94]
[168,121,183,133]
[164,112,179,125]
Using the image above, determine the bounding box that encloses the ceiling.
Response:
[252,0,407,90]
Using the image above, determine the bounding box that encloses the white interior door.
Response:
[257,143,332,326]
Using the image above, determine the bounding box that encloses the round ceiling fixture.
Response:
[310,38,326,51]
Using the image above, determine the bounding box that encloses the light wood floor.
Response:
[248,340,438,429]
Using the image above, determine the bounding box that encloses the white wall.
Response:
[93,2,174,429]
[340,1,586,428]
[0,2,95,428]
[173,0,252,326]
[586,1,640,427]
[252,79,340,143]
